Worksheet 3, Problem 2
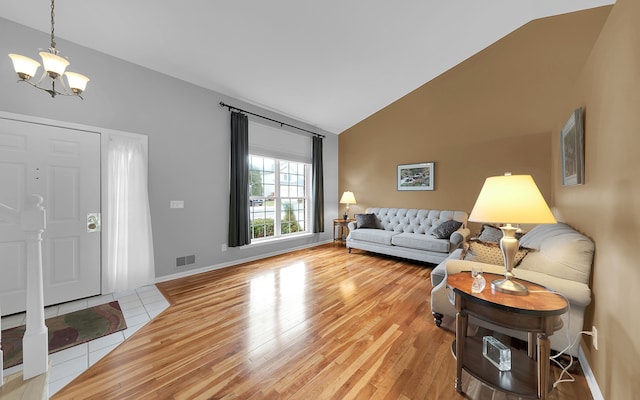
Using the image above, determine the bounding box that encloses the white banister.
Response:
[21,194,49,380]
[0,202,19,224]
[0,195,48,383]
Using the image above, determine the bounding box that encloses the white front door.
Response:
[0,118,101,316]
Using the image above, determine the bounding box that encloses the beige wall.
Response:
[339,7,610,231]
[554,0,640,398]
[338,4,638,397]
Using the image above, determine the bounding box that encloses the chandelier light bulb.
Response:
[65,71,90,94]
[39,51,70,78]
[8,53,41,80]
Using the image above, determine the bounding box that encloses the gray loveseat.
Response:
[430,222,594,356]
[346,207,470,264]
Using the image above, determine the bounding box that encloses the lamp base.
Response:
[490,278,529,296]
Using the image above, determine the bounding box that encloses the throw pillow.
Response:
[355,213,378,229]
[461,239,530,266]
[432,220,463,239]
[477,224,503,243]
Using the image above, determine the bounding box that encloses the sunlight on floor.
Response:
[247,262,308,360]
[1,285,169,397]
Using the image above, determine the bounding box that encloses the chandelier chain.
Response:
[50,0,56,51]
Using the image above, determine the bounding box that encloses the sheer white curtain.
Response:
[106,134,155,293]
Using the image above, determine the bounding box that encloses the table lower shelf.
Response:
[452,336,551,398]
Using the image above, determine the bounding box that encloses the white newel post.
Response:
[21,194,49,380]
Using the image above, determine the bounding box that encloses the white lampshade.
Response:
[8,53,41,79]
[469,173,556,295]
[39,51,70,77]
[469,174,556,225]
[340,191,357,205]
[65,71,90,93]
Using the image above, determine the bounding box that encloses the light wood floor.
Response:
[52,244,592,399]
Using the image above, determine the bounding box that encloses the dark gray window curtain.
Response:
[228,111,250,247]
[312,136,324,233]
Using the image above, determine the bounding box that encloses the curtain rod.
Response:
[219,101,325,138]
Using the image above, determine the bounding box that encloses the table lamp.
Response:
[340,191,357,220]
[468,173,556,295]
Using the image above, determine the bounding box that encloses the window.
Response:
[249,155,309,241]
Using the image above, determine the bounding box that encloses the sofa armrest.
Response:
[450,227,470,247]
[348,221,357,231]
[445,259,591,307]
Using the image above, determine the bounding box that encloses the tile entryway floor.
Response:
[1,285,170,397]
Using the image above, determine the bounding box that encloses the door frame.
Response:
[0,111,150,296]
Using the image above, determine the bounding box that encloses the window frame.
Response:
[248,154,311,242]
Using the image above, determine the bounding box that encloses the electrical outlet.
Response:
[221,244,227,252]
[592,325,598,350]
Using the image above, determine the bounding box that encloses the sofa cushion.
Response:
[355,213,379,229]
[391,232,450,253]
[517,223,594,285]
[432,220,463,239]
[348,228,397,245]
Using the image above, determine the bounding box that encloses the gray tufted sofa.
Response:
[346,208,470,264]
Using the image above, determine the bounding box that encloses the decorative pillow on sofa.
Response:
[477,224,503,243]
[355,213,379,229]
[460,239,530,266]
[476,224,525,242]
[431,220,462,239]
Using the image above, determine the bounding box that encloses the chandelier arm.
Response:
[58,73,69,92]
[35,69,48,86]
[16,79,84,99]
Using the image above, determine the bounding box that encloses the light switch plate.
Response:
[170,200,184,209]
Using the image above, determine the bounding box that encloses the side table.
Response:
[447,272,568,399]
[333,218,354,242]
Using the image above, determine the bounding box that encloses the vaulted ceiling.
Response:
[1,0,614,134]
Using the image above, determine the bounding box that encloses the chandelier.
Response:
[8,0,89,99]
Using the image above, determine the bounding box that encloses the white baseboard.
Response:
[578,344,604,400]
[155,239,333,283]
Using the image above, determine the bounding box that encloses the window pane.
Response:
[279,161,305,199]
[281,199,304,235]
[250,205,275,239]
[249,155,265,198]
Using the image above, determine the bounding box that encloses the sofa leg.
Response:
[432,312,443,327]
[348,247,352,253]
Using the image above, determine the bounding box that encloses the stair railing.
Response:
[0,194,48,384]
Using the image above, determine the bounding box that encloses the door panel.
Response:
[0,241,24,294]
[0,118,101,315]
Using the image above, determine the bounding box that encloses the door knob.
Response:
[87,213,101,232]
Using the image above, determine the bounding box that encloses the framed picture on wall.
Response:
[397,162,434,191]
[561,107,585,186]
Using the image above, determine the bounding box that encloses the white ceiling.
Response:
[1,0,613,134]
